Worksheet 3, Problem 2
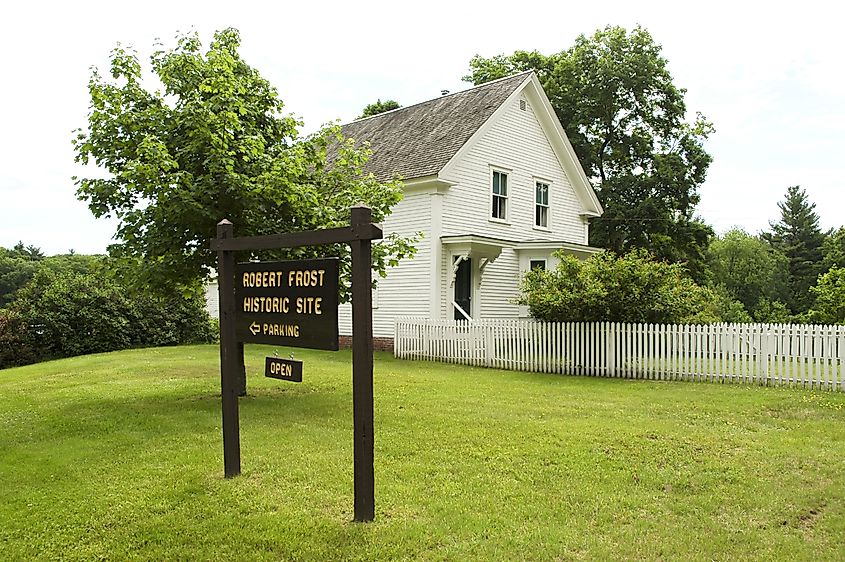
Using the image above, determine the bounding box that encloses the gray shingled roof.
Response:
[334,72,532,181]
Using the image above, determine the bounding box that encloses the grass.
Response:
[1,345,844,561]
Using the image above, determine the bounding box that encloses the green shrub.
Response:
[751,298,792,323]
[518,249,718,323]
[13,270,134,359]
[131,292,217,347]
[4,270,214,367]
[0,309,37,368]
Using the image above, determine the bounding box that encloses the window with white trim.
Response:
[492,170,508,220]
[535,181,549,228]
[529,259,546,271]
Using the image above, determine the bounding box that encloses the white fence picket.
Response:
[393,319,845,393]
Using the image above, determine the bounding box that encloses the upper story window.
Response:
[492,170,508,220]
[535,181,549,228]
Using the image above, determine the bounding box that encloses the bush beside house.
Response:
[518,249,731,324]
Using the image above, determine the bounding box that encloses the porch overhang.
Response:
[513,240,604,260]
[441,234,604,260]
[440,234,508,287]
[440,234,506,262]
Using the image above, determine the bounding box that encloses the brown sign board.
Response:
[265,357,303,382]
[214,206,379,521]
[235,258,339,350]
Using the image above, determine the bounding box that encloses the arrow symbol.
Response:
[249,321,261,336]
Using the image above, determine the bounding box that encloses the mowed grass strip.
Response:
[1,345,843,561]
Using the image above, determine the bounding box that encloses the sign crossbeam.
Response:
[211,223,382,252]
[213,205,381,522]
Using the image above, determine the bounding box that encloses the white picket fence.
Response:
[394,318,845,391]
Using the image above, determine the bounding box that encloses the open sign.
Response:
[265,357,303,382]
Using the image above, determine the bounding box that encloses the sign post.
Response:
[212,205,381,522]
[350,206,375,522]
[216,220,241,478]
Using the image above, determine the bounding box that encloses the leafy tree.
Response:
[707,228,789,315]
[12,270,137,359]
[359,99,400,119]
[43,253,105,277]
[0,253,39,308]
[73,28,415,296]
[762,186,825,314]
[517,249,719,323]
[822,226,845,271]
[709,284,752,323]
[751,298,792,324]
[0,244,47,307]
[465,50,558,84]
[808,267,845,324]
[0,247,104,308]
[465,26,714,281]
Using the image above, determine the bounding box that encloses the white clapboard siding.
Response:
[339,192,431,338]
[394,319,845,392]
[441,93,587,244]
[204,282,220,319]
[479,249,522,318]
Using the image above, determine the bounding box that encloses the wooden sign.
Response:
[213,205,380,522]
[235,258,339,350]
[265,357,303,382]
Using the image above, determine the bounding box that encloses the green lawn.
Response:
[1,345,843,561]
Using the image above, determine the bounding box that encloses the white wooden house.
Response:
[335,71,604,346]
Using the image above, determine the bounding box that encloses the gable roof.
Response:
[336,72,532,182]
[334,71,603,217]
[439,72,603,216]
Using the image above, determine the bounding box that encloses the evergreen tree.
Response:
[11,242,44,261]
[762,186,825,314]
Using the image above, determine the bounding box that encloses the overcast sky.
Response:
[1,1,842,255]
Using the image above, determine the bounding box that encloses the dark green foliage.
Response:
[518,249,718,323]
[0,244,44,307]
[709,285,753,323]
[707,229,790,319]
[10,242,44,261]
[466,27,714,275]
[0,246,105,307]
[359,99,400,118]
[0,254,39,308]
[751,298,792,324]
[0,309,36,368]
[762,186,825,314]
[2,270,214,368]
[823,227,845,271]
[13,270,136,359]
[73,28,415,296]
[808,267,845,324]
